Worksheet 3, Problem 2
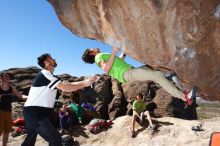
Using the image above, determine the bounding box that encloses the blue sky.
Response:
[0,0,143,77]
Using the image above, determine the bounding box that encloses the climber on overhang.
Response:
[82,47,197,105]
[118,52,184,91]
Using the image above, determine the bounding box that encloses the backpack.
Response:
[12,117,25,126]
[11,126,27,137]
[88,118,112,134]
[81,102,96,111]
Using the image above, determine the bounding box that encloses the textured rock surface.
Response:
[48,0,220,101]
[108,78,126,120]
[154,88,198,119]
[122,81,197,119]
[2,67,196,120]
[3,116,220,146]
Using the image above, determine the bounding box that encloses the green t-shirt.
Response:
[132,100,146,114]
[95,53,132,83]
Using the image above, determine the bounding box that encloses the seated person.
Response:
[59,104,72,134]
[67,91,83,124]
[131,93,155,137]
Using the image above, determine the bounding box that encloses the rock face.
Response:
[48,0,220,101]
[108,78,126,120]
[3,67,40,95]
[2,67,195,120]
[2,67,196,120]
[122,81,197,119]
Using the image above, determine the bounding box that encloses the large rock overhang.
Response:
[48,0,220,101]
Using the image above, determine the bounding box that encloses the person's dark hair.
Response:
[137,93,143,98]
[82,49,95,64]
[70,91,80,104]
[37,53,50,68]
[0,72,12,79]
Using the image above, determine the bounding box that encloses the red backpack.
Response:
[88,118,113,134]
[12,117,25,126]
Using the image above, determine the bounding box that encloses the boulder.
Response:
[1,67,197,120]
[48,0,220,101]
[108,78,126,120]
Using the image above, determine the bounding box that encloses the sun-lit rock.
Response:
[48,0,220,101]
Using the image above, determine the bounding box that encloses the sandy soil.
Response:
[1,116,220,146]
